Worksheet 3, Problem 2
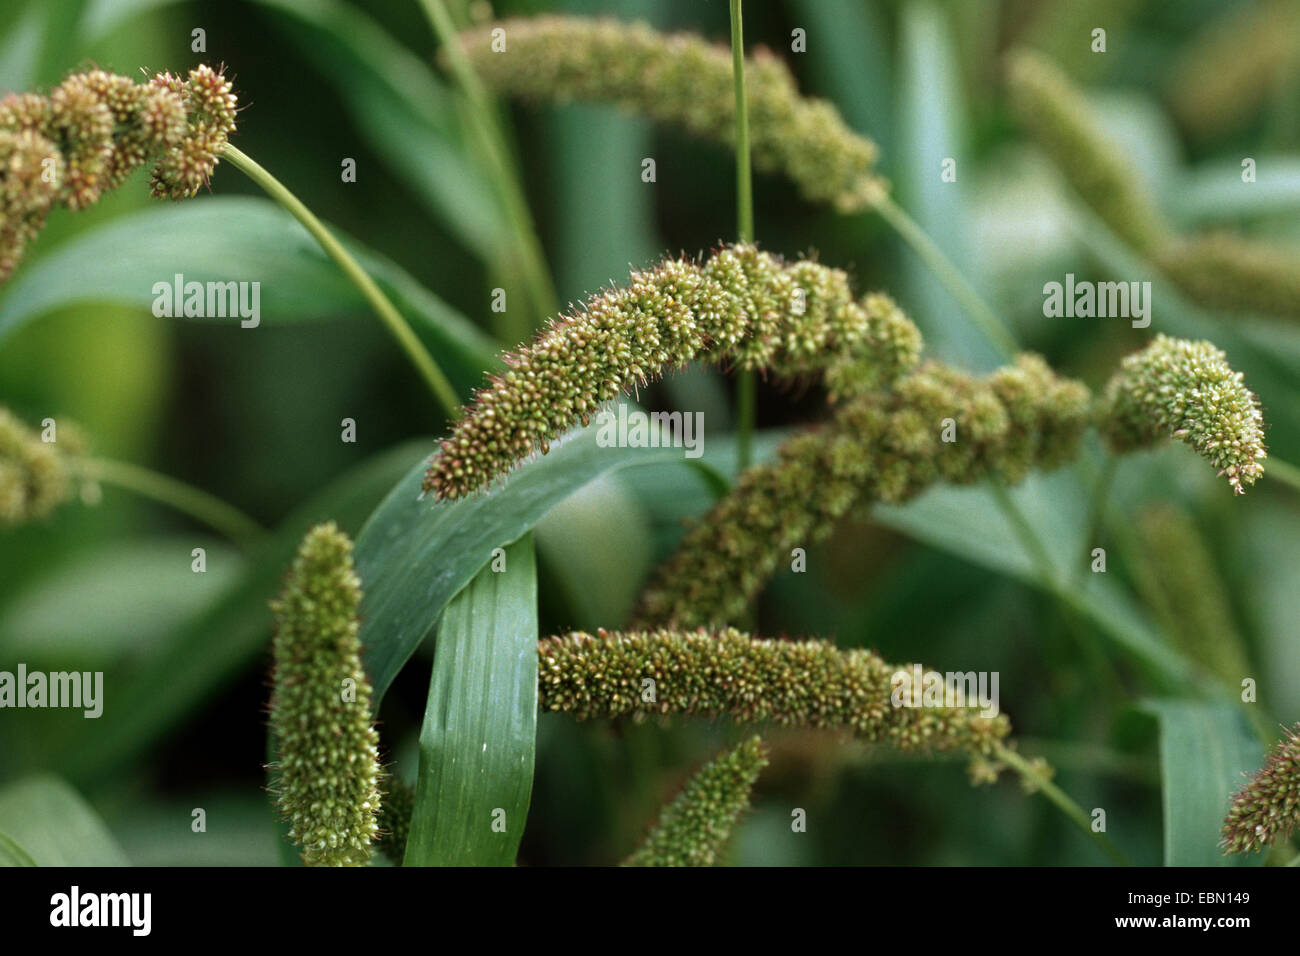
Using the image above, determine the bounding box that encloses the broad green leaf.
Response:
[871,469,1197,687]
[404,535,537,866]
[0,538,241,666]
[0,4,42,90]
[250,0,509,261]
[82,0,507,259]
[356,428,685,702]
[0,198,498,397]
[0,775,128,866]
[1141,700,1264,867]
[0,831,37,866]
[48,441,430,784]
[895,0,1003,370]
[534,472,654,630]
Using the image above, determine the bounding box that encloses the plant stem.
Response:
[995,743,1132,866]
[1267,455,1300,494]
[872,193,1019,359]
[221,144,461,416]
[1072,451,1118,590]
[82,457,265,549]
[419,0,558,340]
[730,0,757,470]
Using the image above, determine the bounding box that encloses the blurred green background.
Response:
[1,0,1298,866]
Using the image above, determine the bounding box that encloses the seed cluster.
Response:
[1098,334,1266,495]
[425,243,922,499]
[635,355,1092,628]
[0,407,86,526]
[1221,724,1300,855]
[457,16,887,212]
[1154,234,1300,320]
[623,736,768,867]
[1008,48,1300,320]
[538,628,1011,759]
[376,775,415,865]
[269,523,381,867]
[0,64,237,281]
[1005,49,1171,254]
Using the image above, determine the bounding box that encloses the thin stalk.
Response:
[1267,456,1300,494]
[995,743,1132,866]
[83,457,265,549]
[1072,451,1118,590]
[730,0,757,470]
[221,144,461,416]
[419,0,558,339]
[872,193,1019,359]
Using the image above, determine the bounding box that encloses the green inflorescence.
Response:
[269,522,381,867]
[1152,234,1300,321]
[1222,724,1300,855]
[457,15,887,213]
[0,407,87,527]
[1004,48,1172,254]
[376,775,415,865]
[538,628,1011,763]
[1098,334,1266,495]
[0,64,237,281]
[425,243,922,499]
[635,355,1092,628]
[1007,47,1300,321]
[623,736,768,867]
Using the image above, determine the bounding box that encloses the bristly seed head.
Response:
[424,243,922,500]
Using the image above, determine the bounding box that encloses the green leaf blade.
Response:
[1142,699,1264,867]
[404,536,537,866]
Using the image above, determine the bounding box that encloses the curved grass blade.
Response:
[1141,699,1265,867]
[0,775,128,866]
[355,426,685,702]
[0,198,498,397]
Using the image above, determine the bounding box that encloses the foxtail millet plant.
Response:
[425,243,922,499]
[454,16,886,214]
[634,333,1265,627]
[634,354,1093,628]
[1221,724,1300,855]
[537,629,1011,768]
[1006,47,1300,321]
[268,522,382,867]
[0,64,237,281]
[622,735,768,867]
[1097,334,1266,495]
[0,407,87,527]
[1004,48,1172,255]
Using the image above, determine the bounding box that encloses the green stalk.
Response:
[1072,451,1118,591]
[221,144,461,416]
[995,743,1132,866]
[82,457,265,549]
[1266,456,1300,494]
[872,193,1019,359]
[730,0,757,471]
[419,0,558,340]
